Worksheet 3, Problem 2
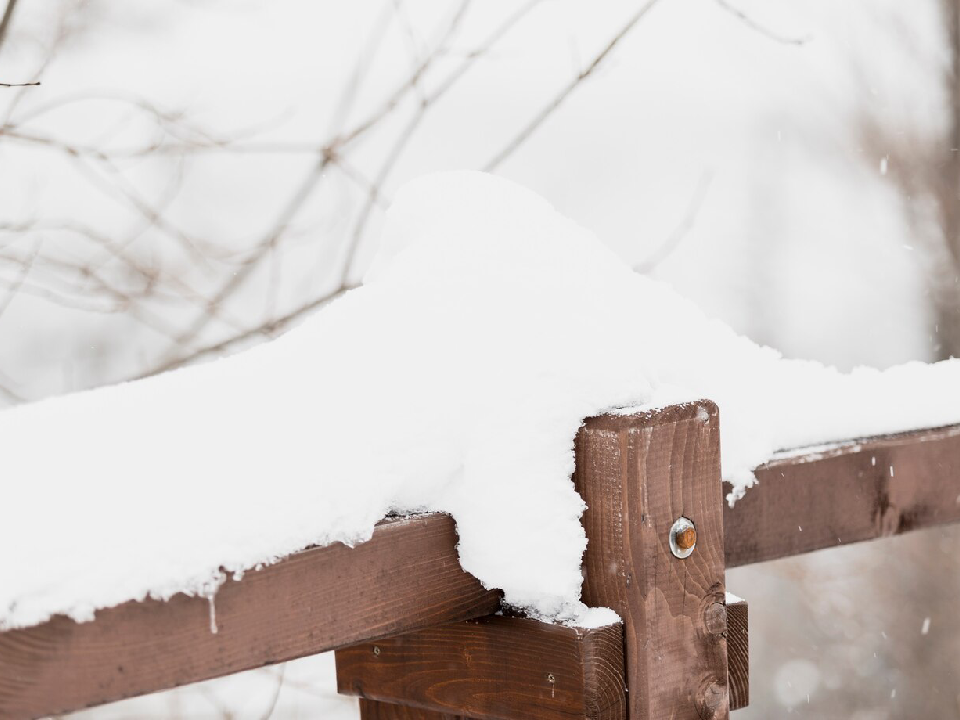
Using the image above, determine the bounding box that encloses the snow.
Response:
[566,605,621,630]
[2,170,959,630]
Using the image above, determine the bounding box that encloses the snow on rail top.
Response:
[2,170,959,630]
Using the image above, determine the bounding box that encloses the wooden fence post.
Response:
[574,401,728,719]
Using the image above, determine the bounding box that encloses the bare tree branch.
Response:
[634,169,714,273]
[146,0,558,375]
[0,380,23,404]
[332,1,472,150]
[715,0,810,47]
[0,0,20,56]
[3,1,674,398]
[484,0,662,171]
[256,662,286,720]
[341,0,542,279]
[129,0,548,382]
[67,153,217,269]
[138,283,357,379]
[0,237,39,319]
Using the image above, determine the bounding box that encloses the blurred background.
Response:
[1,0,958,717]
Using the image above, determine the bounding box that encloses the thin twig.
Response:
[0,81,39,87]
[145,0,542,377]
[0,380,23,404]
[322,0,394,147]
[149,1,477,369]
[257,663,286,720]
[137,283,358,379]
[340,0,540,279]
[68,153,216,269]
[340,109,425,281]
[0,238,40,319]
[715,0,810,46]
[2,0,82,124]
[484,0,662,171]
[0,0,20,56]
[634,169,713,273]
[332,1,472,150]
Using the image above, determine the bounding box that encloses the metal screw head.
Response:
[669,517,697,558]
[547,673,555,684]
[373,645,381,656]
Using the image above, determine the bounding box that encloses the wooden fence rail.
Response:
[725,423,960,567]
[1,404,958,719]
[337,615,627,720]
[0,515,501,718]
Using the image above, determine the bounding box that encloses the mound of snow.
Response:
[2,171,958,629]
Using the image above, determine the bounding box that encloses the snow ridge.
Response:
[2,171,958,629]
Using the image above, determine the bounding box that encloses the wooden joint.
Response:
[575,401,729,720]
[0,514,500,720]
[335,615,626,720]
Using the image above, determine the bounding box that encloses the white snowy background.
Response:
[2,0,959,717]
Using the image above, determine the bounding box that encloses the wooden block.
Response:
[725,597,748,712]
[360,698,469,720]
[0,514,501,720]
[574,401,728,720]
[336,615,626,720]
[724,424,960,567]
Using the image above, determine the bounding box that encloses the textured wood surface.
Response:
[724,424,960,567]
[337,616,625,720]
[360,698,469,720]
[0,514,501,720]
[726,598,748,711]
[574,402,729,720]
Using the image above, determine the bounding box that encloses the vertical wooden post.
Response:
[574,401,728,720]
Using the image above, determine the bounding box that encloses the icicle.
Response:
[199,571,227,635]
[207,594,218,634]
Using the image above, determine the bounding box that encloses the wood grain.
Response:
[336,616,626,720]
[724,424,960,567]
[725,598,748,712]
[0,514,501,720]
[574,402,729,720]
[360,698,469,720]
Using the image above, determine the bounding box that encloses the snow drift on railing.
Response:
[2,171,958,629]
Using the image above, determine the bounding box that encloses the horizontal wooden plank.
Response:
[336,616,626,720]
[0,514,501,720]
[360,698,468,720]
[726,597,748,712]
[724,424,960,567]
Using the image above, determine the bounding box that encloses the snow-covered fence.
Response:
[0,516,501,717]
[725,422,960,566]
[2,400,959,719]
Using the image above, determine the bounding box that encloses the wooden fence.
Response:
[1,400,958,719]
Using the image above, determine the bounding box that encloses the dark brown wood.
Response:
[0,514,501,720]
[724,424,960,567]
[360,698,468,720]
[336,615,625,720]
[574,401,729,720]
[725,597,748,712]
